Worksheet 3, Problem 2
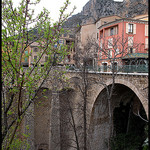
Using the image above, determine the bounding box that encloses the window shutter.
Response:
[145,25,148,36]
[100,40,103,48]
[115,26,118,34]
[126,23,128,33]
[133,24,136,34]
[114,27,116,35]
[108,38,113,48]
[145,38,148,49]
[108,29,110,36]
[110,50,112,58]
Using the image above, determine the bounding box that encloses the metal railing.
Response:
[70,65,148,73]
[117,65,148,73]
[96,65,148,73]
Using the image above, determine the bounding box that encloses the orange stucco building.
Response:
[21,33,75,67]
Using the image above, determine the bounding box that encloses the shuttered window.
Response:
[110,26,118,35]
[108,50,112,58]
[128,23,133,33]
[108,38,113,48]
[145,25,148,36]
[126,23,136,34]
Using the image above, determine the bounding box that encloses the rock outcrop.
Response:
[63,0,148,29]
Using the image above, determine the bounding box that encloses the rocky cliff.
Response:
[63,0,148,29]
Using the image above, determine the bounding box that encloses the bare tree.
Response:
[93,34,147,149]
[74,33,147,150]
[65,34,99,150]
[58,88,80,150]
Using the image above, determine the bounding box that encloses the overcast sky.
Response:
[12,0,123,23]
[12,0,89,22]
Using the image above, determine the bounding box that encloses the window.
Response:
[128,24,133,33]
[102,63,107,72]
[128,48,133,53]
[128,37,133,46]
[108,38,113,48]
[126,23,136,34]
[116,48,120,54]
[109,26,118,36]
[34,55,37,60]
[110,28,114,36]
[108,50,112,58]
[34,47,38,52]
[112,62,117,72]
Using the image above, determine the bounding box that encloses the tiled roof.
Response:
[98,18,148,30]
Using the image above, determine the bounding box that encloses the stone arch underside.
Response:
[88,79,148,150]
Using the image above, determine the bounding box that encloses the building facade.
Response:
[22,33,75,67]
[97,17,148,72]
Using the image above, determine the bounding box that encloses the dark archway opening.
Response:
[111,84,148,150]
[89,84,148,150]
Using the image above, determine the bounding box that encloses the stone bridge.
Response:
[65,71,148,117]
[25,70,148,150]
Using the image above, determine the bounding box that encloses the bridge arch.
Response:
[90,78,148,118]
[88,79,148,150]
